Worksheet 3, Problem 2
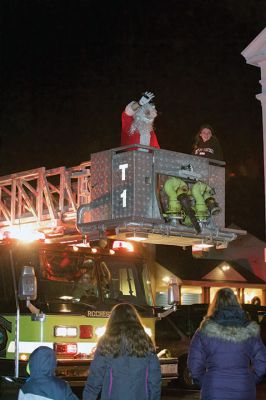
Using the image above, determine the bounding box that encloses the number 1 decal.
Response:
[120,189,127,207]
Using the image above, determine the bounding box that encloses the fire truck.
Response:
[0,145,239,387]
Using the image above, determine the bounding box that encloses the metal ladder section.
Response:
[0,162,91,234]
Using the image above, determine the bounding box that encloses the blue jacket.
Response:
[188,307,266,400]
[83,351,161,400]
[18,346,78,400]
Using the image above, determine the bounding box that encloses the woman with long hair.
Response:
[188,288,266,400]
[83,303,161,400]
[192,123,223,161]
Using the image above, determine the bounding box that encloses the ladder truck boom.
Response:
[0,146,243,247]
[0,161,91,240]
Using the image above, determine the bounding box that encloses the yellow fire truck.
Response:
[0,145,239,387]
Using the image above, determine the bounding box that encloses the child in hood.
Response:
[18,346,78,400]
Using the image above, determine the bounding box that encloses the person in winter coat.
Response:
[121,91,160,149]
[188,287,266,400]
[192,124,223,161]
[83,303,161,400]
[18,346,78,400]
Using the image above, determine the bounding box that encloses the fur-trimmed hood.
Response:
[200,318,260,343]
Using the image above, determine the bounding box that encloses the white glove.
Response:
[138,91,155,106]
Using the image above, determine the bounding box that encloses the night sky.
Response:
[1,1,266,239]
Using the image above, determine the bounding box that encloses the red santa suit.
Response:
[121,101,160,148]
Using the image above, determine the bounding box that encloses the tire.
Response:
[178,355,198,389]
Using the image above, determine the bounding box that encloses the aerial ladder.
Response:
[0,161,91,241]
[0,145,241,247]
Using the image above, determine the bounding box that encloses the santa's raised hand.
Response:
[138,91,155,106]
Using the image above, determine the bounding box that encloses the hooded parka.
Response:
[18,346,78,400]
[188,306,266,400]
[82,351,161,400]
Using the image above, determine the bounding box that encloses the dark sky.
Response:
[1,0,266,238]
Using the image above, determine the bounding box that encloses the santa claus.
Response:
[121,91,160,148]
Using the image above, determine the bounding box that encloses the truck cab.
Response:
[0,239,166,383]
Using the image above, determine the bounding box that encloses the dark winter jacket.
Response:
[83,351,161,400]
[192,135,223,160]
[18,346,78,400]
[188,306,266,400]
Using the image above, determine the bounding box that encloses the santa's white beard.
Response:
[129,103,156,145]
[130,120,152,145]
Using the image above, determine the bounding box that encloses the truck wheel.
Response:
[178,355,198,389]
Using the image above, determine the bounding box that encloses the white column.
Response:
[242,28,266,237]
[256,67,266,231]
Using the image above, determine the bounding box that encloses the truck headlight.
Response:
[54,326,77,337]
[95,326,106,338]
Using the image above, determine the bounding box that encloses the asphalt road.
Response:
[1,382,266,399]
[162,388,199,399]
[162,381,266,399]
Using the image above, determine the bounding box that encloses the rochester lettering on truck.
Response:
[87,311,111,318]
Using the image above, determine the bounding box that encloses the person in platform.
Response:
[121,91,160,149]
[192,123,223,160]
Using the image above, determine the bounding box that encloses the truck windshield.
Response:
[0,244,153,313]
[37,247,151,309]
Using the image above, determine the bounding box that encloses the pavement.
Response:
[162,389,199,399]
[162,381,266,399]
[0,387,199,400]
[1,381,266,399]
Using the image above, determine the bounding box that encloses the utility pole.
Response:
[242,27,266,239]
